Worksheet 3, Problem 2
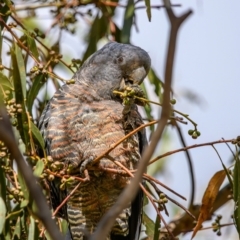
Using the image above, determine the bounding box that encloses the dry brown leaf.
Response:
[191,170,226,239]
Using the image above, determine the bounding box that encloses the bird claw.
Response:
[83,169,90,181]
[79,156,95,179]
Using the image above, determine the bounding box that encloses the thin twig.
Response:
[53,182,81,217]
[92,120,158,164]
[149,139,234,165]
[175,122,195,207]
[11,15,74,73]
[147,179,195,219]
[113,91,197,128]
[45,169,86,182]
[143,173,186,200]
[135,4,181,10]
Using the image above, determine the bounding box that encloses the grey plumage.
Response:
[39,42,151,240]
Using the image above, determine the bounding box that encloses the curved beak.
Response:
[127,66,147,85]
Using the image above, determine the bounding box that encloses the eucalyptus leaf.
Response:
[148,68,163,98]
[0,164,6,203]
[15,44,26,99]
[12,217,21,239]
[141,82,154,132]
[0,197,6,233]
[142,211,155,239]
[144,0,152,21]
[18,172,29,208]
[11,45,30,148]
[25,33,39,59]
[82,15,108,62]
[33,158,45,177]
[27,74,45,114]
[0,72,13,99]
[31,121,45,152]
[233,154,240,235]
[121,0,134,43]
[27,216,35,240]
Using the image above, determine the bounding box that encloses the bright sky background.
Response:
[33,0,240,239]
[125,0,240,239]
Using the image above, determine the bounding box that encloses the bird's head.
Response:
[76,42,151,100]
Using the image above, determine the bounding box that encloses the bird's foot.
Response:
[83,169,90,181]
[79,156,95,180]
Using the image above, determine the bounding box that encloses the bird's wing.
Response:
[39,82,146,239]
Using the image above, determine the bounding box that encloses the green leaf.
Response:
[45,231,53,240]
[31,121,45,151]
[142,211,155,239]
[216,151,233,189]
[233,154,240,235]
[0,163,6,203]
[82,15,108,62]
[61,219,69,235]
[28,216,35,240]
[144,0,152,21]
[0,26,3,63]
[15,43,26,99]
[141,82,154,132]
[1,219,10,240]
[148,68,163,98]
[121,0,135,43]
[5,209,22,221]
[17,172,29,208]
[143,195,149,206]
[33,159,45,177]
[20,213,27,238]
[30,200,38,216]
[12,217,21,239]
[0,72,13,99]
[0,72,13,90]
[27,74,45,114]
[11,45,30,148]
[25,33,39,60]
[112,21,122,43]
[0,197,6,233]
[153,215,160,240]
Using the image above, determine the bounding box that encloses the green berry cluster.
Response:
[231,136,240,147]
[212,215,222,236]
[33,28,46,39]
[188,129,201,139]
[157,193,168,212]
[71,58,82,69]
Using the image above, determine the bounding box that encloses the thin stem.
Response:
[149,139,234,165]
[113,90,198,129]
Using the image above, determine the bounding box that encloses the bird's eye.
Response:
[117,56,123,63]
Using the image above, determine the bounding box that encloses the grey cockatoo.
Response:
[39,42,151,240]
